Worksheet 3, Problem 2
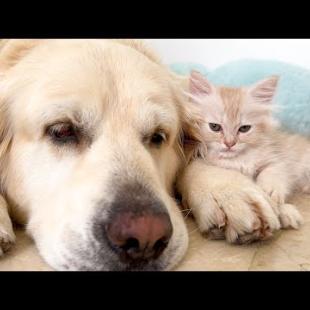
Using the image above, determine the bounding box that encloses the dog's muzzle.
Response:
[92,182,173,270]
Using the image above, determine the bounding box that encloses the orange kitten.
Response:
[189,71,309,229]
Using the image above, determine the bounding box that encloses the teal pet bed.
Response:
[171,59,310,136]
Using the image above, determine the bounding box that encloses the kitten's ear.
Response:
[189,70,214,96]
[249,75,279,104]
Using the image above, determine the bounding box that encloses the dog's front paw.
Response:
[0,204,15,255]
[193,186,280,244]
[279,204,303,229]
[178,162,281,245]
[187,171,281,244]
[257,179,287,206]
[0,227,15,255]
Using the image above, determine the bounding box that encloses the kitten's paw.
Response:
[279,204,303,229]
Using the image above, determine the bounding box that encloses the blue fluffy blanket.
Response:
[170,60,310,136]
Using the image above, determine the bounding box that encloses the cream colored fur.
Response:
[0,39,281,270]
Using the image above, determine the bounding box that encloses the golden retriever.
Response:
[0,39,281,270]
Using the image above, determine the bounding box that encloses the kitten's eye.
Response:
[239,125,252,133]
[150,132,167,146]
[209,123,222,132]
[46,122,79,145]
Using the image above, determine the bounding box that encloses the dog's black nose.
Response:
[105,210,173,264]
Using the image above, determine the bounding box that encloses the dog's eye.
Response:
[239,125,252,133]
[47,123,79,145]
[150,132,167,146]
[209,123,222,132]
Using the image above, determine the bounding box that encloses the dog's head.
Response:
[0,39,205,270]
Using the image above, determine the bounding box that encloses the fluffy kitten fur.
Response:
[189,71,309,229]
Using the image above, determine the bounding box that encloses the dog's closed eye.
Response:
[46,122,80,145]
[150,132,167,146]
[143,130,168,148]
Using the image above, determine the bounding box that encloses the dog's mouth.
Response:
[57,248,168,271]
[122,259,166,271]
[35,214,184,271]
[51,218,173,271]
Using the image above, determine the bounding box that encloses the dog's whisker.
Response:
[183,208,193,220]
[188,227,200,235]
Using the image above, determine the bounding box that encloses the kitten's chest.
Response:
[207,152,262,179]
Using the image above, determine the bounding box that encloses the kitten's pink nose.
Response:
[224,140,236,148]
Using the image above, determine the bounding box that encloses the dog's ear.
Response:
[171,73,207,164]
[112,39,162,64]
[115,39,207,161]
[0,40,42,183]
[0,39,42,71]
[0,99,12,183]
